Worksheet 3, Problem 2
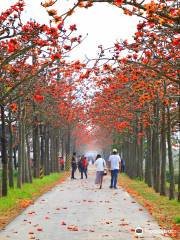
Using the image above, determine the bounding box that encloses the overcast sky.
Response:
[1,0,139,61]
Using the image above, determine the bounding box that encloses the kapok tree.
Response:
[0,0,84,195]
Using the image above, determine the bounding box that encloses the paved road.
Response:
[0,167,171,240]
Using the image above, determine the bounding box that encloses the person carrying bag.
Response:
[94,154,107,189]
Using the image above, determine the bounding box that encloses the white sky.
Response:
[0,0,139,61]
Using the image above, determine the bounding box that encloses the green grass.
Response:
[120,174,180,229]
[175,217,180,224]
[0,173,65,214]
[166,182,178,192]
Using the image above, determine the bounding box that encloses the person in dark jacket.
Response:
[78,156,84,179]
[78,155,88,179]
[71,152,77,179]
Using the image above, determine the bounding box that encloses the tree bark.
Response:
[160,104,166,196]
[178,98,180,201]
[152,103,160,192]
[8,111,14,188]
[33,122,40,178]
[1,104,8,196]
[40,125,45,171]
[21,121,25,183]
[145,127,153,187]
[50,129,55,172]
[167,106,175,200]
[65,125,71,171]
[44,125,50,175]
[128,140,134,178]
[26,133,32,183]
[126,140,131,176]
[137,124,143,180]
[17,117,22,188]
[55,131,60,172]
[178,136,180,201]
[13,147,17,170]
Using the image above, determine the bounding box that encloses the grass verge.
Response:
[119,174,180,239]
[0,172,68,229]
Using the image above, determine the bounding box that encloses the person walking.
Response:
[71,152,77,179]
[108,149,121,189]
[82,156,88,179]
[78,155,84,179]
[77,155,82,172]
[94,154,106,189]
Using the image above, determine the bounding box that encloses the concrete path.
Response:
[0,167,171,240]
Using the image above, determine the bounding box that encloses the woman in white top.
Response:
[94,154,106,189]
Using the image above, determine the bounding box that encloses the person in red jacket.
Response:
[82,156,88,179]
[59,157,64,171]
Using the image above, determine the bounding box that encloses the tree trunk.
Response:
[17,118,22,188]
[61,136,64,159]
[145,127,152,187]
[167,106,175,200]
[24,144,30,183]
[22,124,30,183]
[44,125,50,175]
[1,104,8,196]
[13,147,18,170]
[155,104,160,193]
[8,111,14,188]
[128,140,134,178]
[178,137,180,201]
[55,132,60,172]
[21,121,26,183]
[134,124,138,178]
[152,103,160,192]
[26,133,32,183]
[65,126,71,171]
[40,125,45,170]
[50,129,55,172]
[178,99,180,201]
[33,123,40,178]
[137,124,143,180]
[160,104,166,196]
[126,140,131,176]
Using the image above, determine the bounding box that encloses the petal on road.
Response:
[0,167,171,240]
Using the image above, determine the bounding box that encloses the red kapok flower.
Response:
[69,24,77,31]
[34,94,44,102]
[10,103,18,112]
[114,0,123,7]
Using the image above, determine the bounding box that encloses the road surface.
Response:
[0,166,171,240]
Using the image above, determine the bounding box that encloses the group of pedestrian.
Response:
[94,149,122,189]
[78,155,88,179]
[71,152,88,179]
[71,149,124,190]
